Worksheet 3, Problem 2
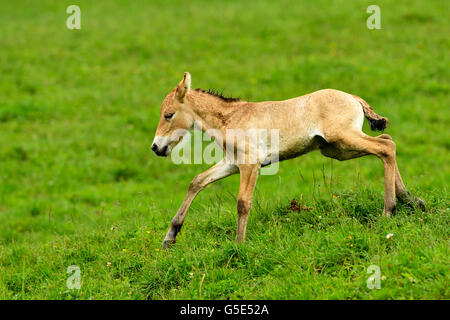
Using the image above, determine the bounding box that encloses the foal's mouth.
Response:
[151,144,170,157]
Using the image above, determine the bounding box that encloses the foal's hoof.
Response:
[162,239,176,249]
[415,198,426,212]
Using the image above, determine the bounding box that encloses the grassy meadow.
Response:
[0,0,448,299]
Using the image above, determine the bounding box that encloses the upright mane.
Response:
[194,88,240,102]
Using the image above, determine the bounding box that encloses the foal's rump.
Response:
[308,89,388,140]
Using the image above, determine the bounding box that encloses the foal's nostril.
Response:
[151,144,158,152]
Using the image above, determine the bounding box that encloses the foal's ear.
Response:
[175,72,191,102]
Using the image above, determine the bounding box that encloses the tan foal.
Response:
[152,73,425,247]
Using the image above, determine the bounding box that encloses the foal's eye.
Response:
[164,113,175,121]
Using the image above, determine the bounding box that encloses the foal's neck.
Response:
[185,90,244,131]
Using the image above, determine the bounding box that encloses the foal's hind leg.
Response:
[321,132,397,216]
[377,134,426,211]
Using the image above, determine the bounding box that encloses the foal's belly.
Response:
[261,133,322,166]
[278,135,322,161]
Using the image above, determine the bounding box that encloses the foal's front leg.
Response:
[163,159,239,248]
[235,164,260,242]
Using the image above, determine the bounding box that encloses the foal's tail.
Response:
[352,95,389,131]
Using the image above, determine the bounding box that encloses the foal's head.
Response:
[152,72,194,157]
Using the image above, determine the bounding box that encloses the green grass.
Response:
[0,0,448,299]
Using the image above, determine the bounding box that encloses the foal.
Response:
[152,72,424,247]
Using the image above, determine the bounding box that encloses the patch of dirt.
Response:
[289,198,313,213]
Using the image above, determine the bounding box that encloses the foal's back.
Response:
[228,89,365,158]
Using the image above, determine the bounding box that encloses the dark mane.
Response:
[194,88,240,102]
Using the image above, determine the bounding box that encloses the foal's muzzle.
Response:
[152,143,168,157]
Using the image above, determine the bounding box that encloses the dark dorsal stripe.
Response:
[194,88,240,102]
